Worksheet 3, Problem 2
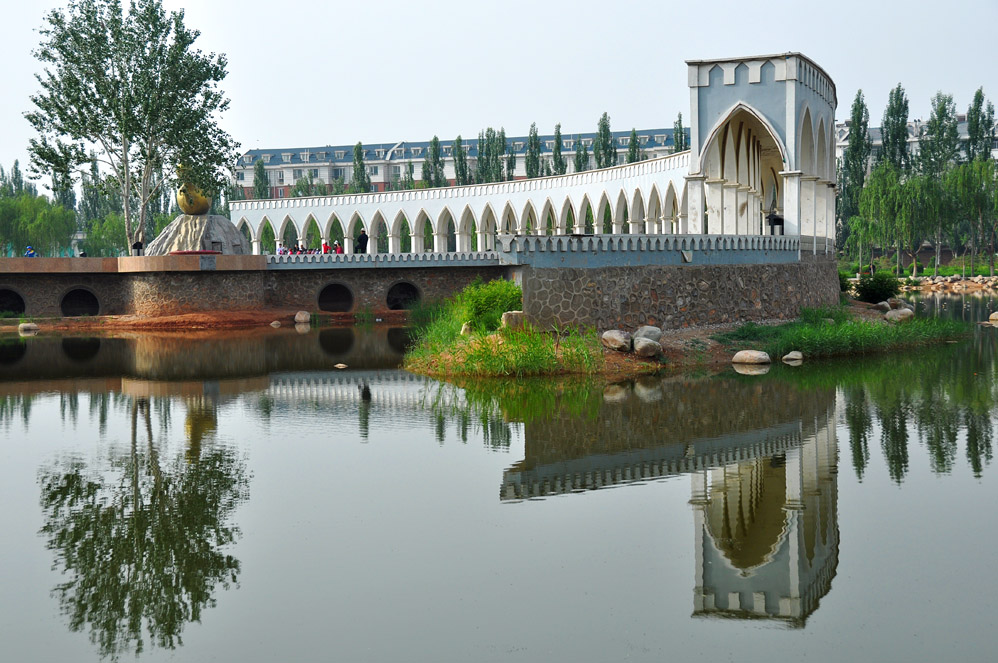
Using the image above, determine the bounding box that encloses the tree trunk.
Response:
[935,227,941,277]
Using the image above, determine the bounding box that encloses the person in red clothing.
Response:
[322,240,330,254]
[334,241,343,254]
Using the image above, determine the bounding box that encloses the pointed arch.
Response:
[663,182,679,234]
[277,215,300,249]
[816,117,828,180]
[558,196,575,235]
[577,194,595,234]
[259,216,277,254]
[236,218,254,243]
[596,190,611,234]
[437,205,456,252]
[369,210,389,253]
[457,205,477,252]
[539,198,556,236]
[346,211,366,254]
[413,208,432,253]
[614,189,629,233]
[698,102,789,173]
[324,212,345,243]
[646,185,663,234]
[389,210,412,253]
[630,188,645,233]
[799,106,816,175]
[520,200,537,234]
[499,202,517,235]
[480,203,499,250]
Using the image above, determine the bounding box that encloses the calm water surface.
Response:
[1,305,996,662]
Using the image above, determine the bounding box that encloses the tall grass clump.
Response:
[404,278,603,377]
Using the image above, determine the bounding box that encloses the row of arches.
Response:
[235,184,689,255]
[0,287,99,317]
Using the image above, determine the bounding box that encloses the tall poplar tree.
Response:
[594,112,616,168]
[552,124,566,175]
[351,142,371,192]
[673,113,688,152]
[919,92,960,177]
[966,87,996,163]
[421,136,446,188]
[525,123,541,178]
[626,128,640,163]
[573,138,590,173]
[840,90,873,238]
[880,84,911,172]
[253,158,269,199]
[453,135,470,185]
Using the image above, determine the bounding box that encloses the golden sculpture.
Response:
[176,181,212,215]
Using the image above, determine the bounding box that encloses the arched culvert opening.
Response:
[387,327,415,355]
[0,288,26,316]
[319,328,355,357]
[318,283,354,312]
[386,282,420,310]
[0,338,27,365]
[62,337,102,363]
[60,288,100,317]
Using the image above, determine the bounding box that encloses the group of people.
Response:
[275,229,369,256]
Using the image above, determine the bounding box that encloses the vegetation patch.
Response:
[711,304,969,359]
[404,278,604,378]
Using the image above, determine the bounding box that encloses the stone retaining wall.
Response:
[520,253,839,330]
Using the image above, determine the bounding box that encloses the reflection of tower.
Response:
[691,402,838,627]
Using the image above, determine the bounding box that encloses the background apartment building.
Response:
[235,128,686,199]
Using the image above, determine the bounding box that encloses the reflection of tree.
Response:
[843,385,872,480]
[38,399,248,659]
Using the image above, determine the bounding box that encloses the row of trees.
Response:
[840,84,997,275]
[256,113,690,200]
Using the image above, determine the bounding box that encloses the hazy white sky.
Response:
[2,0,996,182]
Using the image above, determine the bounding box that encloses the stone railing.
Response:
[497,233,800,268]
[265,250,502,269]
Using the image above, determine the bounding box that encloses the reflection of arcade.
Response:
[500,376,838,627]
[691,400,837,627]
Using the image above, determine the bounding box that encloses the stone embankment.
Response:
[901,274,998,292]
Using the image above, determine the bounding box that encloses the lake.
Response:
[1,298,996,662]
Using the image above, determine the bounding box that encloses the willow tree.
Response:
[26,0,238,248]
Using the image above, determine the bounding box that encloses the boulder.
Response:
[501,311,526,331]
[633,377,663,402]
[783,359,803,367]
[873,301,891,312]
[782,351,803,363]
[270,321,281,328]
[334,363,348,369]
[294,310,311,324]
[885,308,915,322]
[18,322,39,337]
[989,311,998,323]
[887,297,906,310]
[601,330,632,352]
[633,337,662,358]
[633,325,663,343]
[732,350,771,364]
[145,214,250,255]
[294,323,310,334]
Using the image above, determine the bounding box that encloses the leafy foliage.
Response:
[855,271,900,303]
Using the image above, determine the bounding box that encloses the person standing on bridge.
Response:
[356,229,368,254]
[23,246,38,257]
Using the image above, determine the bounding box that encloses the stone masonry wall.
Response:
[520,253,839,330]
[0,273,129,317]
[265,266,510,311]
[126,272,269,316]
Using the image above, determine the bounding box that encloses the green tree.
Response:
[673,113,688,152]
[594,112,616,169]
[879,84,911,171]
[424,136,447,188]
[552,123,566,175]
[626,128,641,163]
[475,128,508,184]
[950,159,997,275]
[401,161,415,190]
[840,90,873,243]
[860,162,904,274]
[919,92,960,177]
[252,158,269,200]
[965,87,996,163]
[27,0,238,249]
[350,142,371,193]
[573,137,590,173]
[525,122,541,178]
[453,135,470,185]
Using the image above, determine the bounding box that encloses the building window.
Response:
[412,147,422,156]
[564,140,574,149]
[654,134,666,144]
[545,140,554,149]
[243,155,254,164]
[282,153,292,163]
[368,165,379,175]
[618,137,629,146]
[293,169,303,180]
[310,168,319,178]
[392,165,401,176]
[317,152,326,160]
[581,138,593,147]
[300,152,310,161]
[335,150,345,160]
[513,141,524,151]
[277,188,285,198]
[443,146,452,156]
[262,154,271,164]
[237,171,244,180]
[332,168,344,179]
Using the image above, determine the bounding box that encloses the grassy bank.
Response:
[404,279,604,378]
[711,305,970,359]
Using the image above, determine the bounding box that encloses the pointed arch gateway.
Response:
[457,206,477,252]
[390,210,412,253]
[480,204,498,250]
[346,212,366,254]
[236,219,254,252]
[578,195,595,234]
[540,198,556,236]
[520,200,537,235]
[303,215,322,249]
[368,210,389,253]
[326,213,345,250]
[596,191,612,234]
[437,206,456,252]
[279,215,300,250]
[413,208,432,253]
[614,190,629,233]
[259,216,277,254]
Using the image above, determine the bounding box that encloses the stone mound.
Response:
[146,214,249,256]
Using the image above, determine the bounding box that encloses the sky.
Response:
[1,0,996,188]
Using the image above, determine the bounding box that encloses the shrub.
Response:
[462,278,521,332]
[855,271,899,303]
[838,270,851,292]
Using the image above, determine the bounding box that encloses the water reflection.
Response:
[38,397,249,659]
[455,375,840,627]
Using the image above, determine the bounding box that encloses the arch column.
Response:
[826,183,836,253]
[388,233,401,254]
[433,230,448,252]
[685,175,705,234]
[779,171,802,238]
[252,239,261,255]
[644,215,658,234]
[737,185,752,234]
[704,178,724,234]
[476,229,490,251]
[411,233,425,253]
[801,175,818,253]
